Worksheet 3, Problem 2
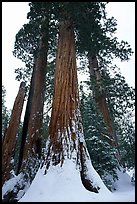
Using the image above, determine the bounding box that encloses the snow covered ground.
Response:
[17,159,135,202]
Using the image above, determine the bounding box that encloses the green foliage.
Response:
[101,68,135,169]
[13,2,133,88]
[13,2,57,86]
[80,84,119,191]
[44,59,55,107]
[11,1,134,192]
[79,60,135,188]
[75,2,133,63]
[2,85,10,138]
[118,121,135,169]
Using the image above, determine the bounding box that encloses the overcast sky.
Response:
[2,2,135,111]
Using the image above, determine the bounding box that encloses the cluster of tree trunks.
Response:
[2,18,118,196]
[2,7,120,196]
[2,3,133,202]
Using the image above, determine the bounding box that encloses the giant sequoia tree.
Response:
[45,17,100,192]
[2,2,134,201]
[75,2,133,167]
[76,7,133,149]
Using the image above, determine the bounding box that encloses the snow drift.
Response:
[18,159,135,202]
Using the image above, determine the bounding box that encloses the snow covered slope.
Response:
[18,159,135,202]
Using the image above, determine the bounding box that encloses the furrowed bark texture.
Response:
[46,20,78,166]
[45,20,99,193]
[2,82,26,185]
[23,34,47,161]
[17,21,49,176]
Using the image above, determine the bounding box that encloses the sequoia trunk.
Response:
[88,54,118,146]
[45,20,99,192]
[17,20,49,176]
[45,20,78,166]
[2,82,26,185]
[23,33,47,160]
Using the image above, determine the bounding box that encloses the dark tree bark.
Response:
[17,20,49,175]
[2,82,26,185]
[88,54,118,147]
[16,67,36,174]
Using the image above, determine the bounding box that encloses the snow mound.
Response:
[113,167,134,192]
[19,160,135,202]
[2,172,24,199]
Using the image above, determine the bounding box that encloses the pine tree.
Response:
[103,69,135,169]
[79,64,135,189]
[75,2,134,172]
[79,85,119,191]
[76,2,133,149]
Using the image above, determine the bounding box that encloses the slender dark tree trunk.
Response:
[17,20,49,176]
[17,67,36,174]
[2,82,26,185]
[45,19,99,193]
[88,54,118,146]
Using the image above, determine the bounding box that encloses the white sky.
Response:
[2,2,135,110]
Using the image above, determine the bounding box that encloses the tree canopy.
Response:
[13,2,133,86]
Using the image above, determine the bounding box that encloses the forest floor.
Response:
[16,159,135,202]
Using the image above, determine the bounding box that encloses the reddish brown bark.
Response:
[46,19,78,166]
[45,20,99,192]
[88,55,117,146]
[2,82,26,185]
